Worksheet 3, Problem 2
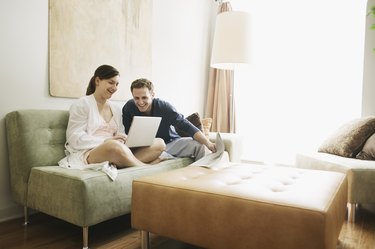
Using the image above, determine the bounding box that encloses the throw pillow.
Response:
[318,116,375,158]
[175,112,202,137]
[201,118,213,138]
[356,133,375,160]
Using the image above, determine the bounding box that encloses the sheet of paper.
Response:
[191,132,226,169]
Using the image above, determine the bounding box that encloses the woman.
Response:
[61,65,166,169]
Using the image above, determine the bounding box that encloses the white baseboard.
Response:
[0,204,23,223]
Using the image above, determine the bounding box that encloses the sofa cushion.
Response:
[295,151,375,204]
[356,133,375,160]
[318,116,375,158]
[27,157,194,227]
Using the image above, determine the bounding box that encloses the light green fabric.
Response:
[5,110,68,204]
[27,158,193,227]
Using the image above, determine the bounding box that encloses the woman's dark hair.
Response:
[86,65,120,95]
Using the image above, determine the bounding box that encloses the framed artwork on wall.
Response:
[49,0,152,101]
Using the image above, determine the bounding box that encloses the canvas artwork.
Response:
[49,0,152,101]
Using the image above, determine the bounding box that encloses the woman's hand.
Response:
[110,134,128,144]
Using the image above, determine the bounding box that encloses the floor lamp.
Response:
[210,10,251,133]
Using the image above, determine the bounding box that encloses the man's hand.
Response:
[206,141,217,153]
[193,131,217,153]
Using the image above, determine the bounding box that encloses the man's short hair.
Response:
[131,78,154,93]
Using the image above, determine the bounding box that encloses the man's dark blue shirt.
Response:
[122,98,199,144]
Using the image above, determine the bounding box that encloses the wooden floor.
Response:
[0,205,375,249]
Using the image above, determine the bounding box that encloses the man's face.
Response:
[132,87,154,114]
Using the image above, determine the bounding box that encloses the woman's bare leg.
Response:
[132,138,166,163]
[87,140,147,168]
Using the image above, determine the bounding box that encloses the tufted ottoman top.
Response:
[132,163,348,249]
[135,164,345,212]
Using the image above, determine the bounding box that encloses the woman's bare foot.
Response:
[149,157,168,165]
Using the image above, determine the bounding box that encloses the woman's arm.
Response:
[122,101,135,134]
[110,101,127,136]
[65,98,104,152]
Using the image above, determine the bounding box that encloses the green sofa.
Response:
[5,109,242,249]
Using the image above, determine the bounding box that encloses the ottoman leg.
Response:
[141,230,150,249]
[347,203,356,223]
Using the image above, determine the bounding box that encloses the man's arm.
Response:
[193,131,217,153]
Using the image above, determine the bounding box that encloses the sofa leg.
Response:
[141,230,150,249]
[347,203,356,223]
[23,206,29,226]
[82,226,89,249]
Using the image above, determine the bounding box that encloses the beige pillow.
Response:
[356,133,375,160]
[201,118,213,138]
[318,116,375,158]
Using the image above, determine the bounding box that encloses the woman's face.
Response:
[95,75,119,99]
[131,87,154,114]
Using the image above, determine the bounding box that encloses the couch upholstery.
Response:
[5,109,242,249]
[295,151,375,222]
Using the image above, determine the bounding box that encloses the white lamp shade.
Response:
[211,11,251,70]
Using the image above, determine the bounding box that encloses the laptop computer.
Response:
[125,116,162,148]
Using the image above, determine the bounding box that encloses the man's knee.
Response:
[194,143,206,160]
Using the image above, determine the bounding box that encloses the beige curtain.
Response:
[205,2,235,133]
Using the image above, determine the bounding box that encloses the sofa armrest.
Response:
[5,109,68,205]
[208,132,242,163]
[295,152,375,204]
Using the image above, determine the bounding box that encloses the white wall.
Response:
[362,0,375,116]
[0,0,215,222]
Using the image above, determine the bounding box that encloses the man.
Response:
[122,78,216,160]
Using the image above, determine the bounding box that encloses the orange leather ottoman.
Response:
[131,164,347,249]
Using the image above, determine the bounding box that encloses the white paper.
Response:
[191,132,227,169]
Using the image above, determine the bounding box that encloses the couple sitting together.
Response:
[60,64,217,169]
